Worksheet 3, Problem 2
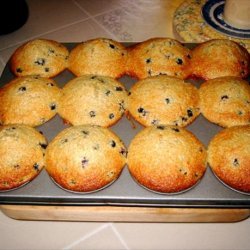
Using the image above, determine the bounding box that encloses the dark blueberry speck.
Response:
[110,140,116,147]
[157,125,165,130]
[187,109,193,117]
[182,117,188,122]
[172,127,180,132]
[47,82,54,87]
[176,58,183,65]
[105,90,111,96]
[109,44,115,49]
[33,163,40,172]
[50,104,56,110]
[39,143,47,149]
[221,95,229,100]
[82,130,89,136]
[81,157,89,168]
[14,164,20,169]
[115,86,123,91]
[18,86,26,91]
[233,158,239,166]
[45,67,50,72]
[165,98,170,104]
[91,75,97,79]
[120,148,127,157]
[34,58,45,66]
[16,68,23,73]
[109,113,114,119]
[146,58,151,63]
[89,111,96,117]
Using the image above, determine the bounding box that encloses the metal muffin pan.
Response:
[0,43,249,208]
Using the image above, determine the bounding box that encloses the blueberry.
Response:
[128,91,131,96]
[146,58,151,63]
[109,113,114,119]
[34,58,45,66]
[181,117,188,122]
[110,140,116,147]
[148,69,152,76]
[50,103,56,110]
[81,157,89,168]
[233,158,239,166]
[45,67,50,72]
[16,68,23,73]
[165,98,170,104]
[33,163,40,172]
[115,86,123,91]
[82,130,89,136]
[105,90,111,96]
[91,75,97,79]
[176,58,183,65]
[47,82,54,87]
[120,148,127,157]
[151,119,159,125]
[172,127,180,132]
[221,95,229,100]
[109,44,116,49]
[187,109,193,117]
[157,125,165,130]
[18,86,26,91]
[138,107,147,116]
[14,164,20,169]
[89,111,96,117]
[39,143,47,149]
[61,138,68,143]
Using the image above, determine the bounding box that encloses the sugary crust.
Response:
[0,76,61,127]
[189,39,250,80]
[126,37,192,80]
[127,126,207,193]
[45,125,127,192]
[199,76,250,127]
[10,39,69,78]
[68,38,127,78]
[128,75,200,127]
[0,124,47,191]
[208,125,250,193]
[58,75,128,127]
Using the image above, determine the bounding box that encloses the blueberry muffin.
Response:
[128,75,200,127]
[208,125,250,193]
[46,125,127,192]
[199,76,250,127]
[58,75,127,127]
[68,38,127,78]
[127,125,207,193]
[0,76,61,127]
[10,39,69,78]
[190,39,249,80]
[0,124,47,191]
[126,37,191,79]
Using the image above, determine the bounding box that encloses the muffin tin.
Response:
[0,43,249,207]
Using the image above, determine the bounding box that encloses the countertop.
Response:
[0,1,249,249]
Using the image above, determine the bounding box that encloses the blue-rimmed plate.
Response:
[202,0,250,39]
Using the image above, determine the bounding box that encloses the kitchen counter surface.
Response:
[0,1,249,249]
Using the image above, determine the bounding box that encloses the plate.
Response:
[202,0,250,39]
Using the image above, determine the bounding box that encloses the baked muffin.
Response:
[10,39,69,78]
[68,38,127,78]
[46,125,127,192]
[0,124,47,191]
[190,39,249,80]
[128,75,200,127]
[127,125,207,193]
[0,76,61,127]
[199,76,250,127]
[208,125,250,193]
[126,37,191,79]
[58,75,127,127]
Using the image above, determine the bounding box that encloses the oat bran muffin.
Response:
[0,76,61,127]
[199,77,250,127]
[128,75,200,127]
[126,37,192,79]
[208,125,250,193]
[10,39,69,78]
[190,39,249,80]
[127,125,207,193]
[46,125,127,192]
[0,124,47,191]
[68,38,127,78]
[58,75,127,127]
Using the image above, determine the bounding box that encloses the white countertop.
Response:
[0,1,249,249]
